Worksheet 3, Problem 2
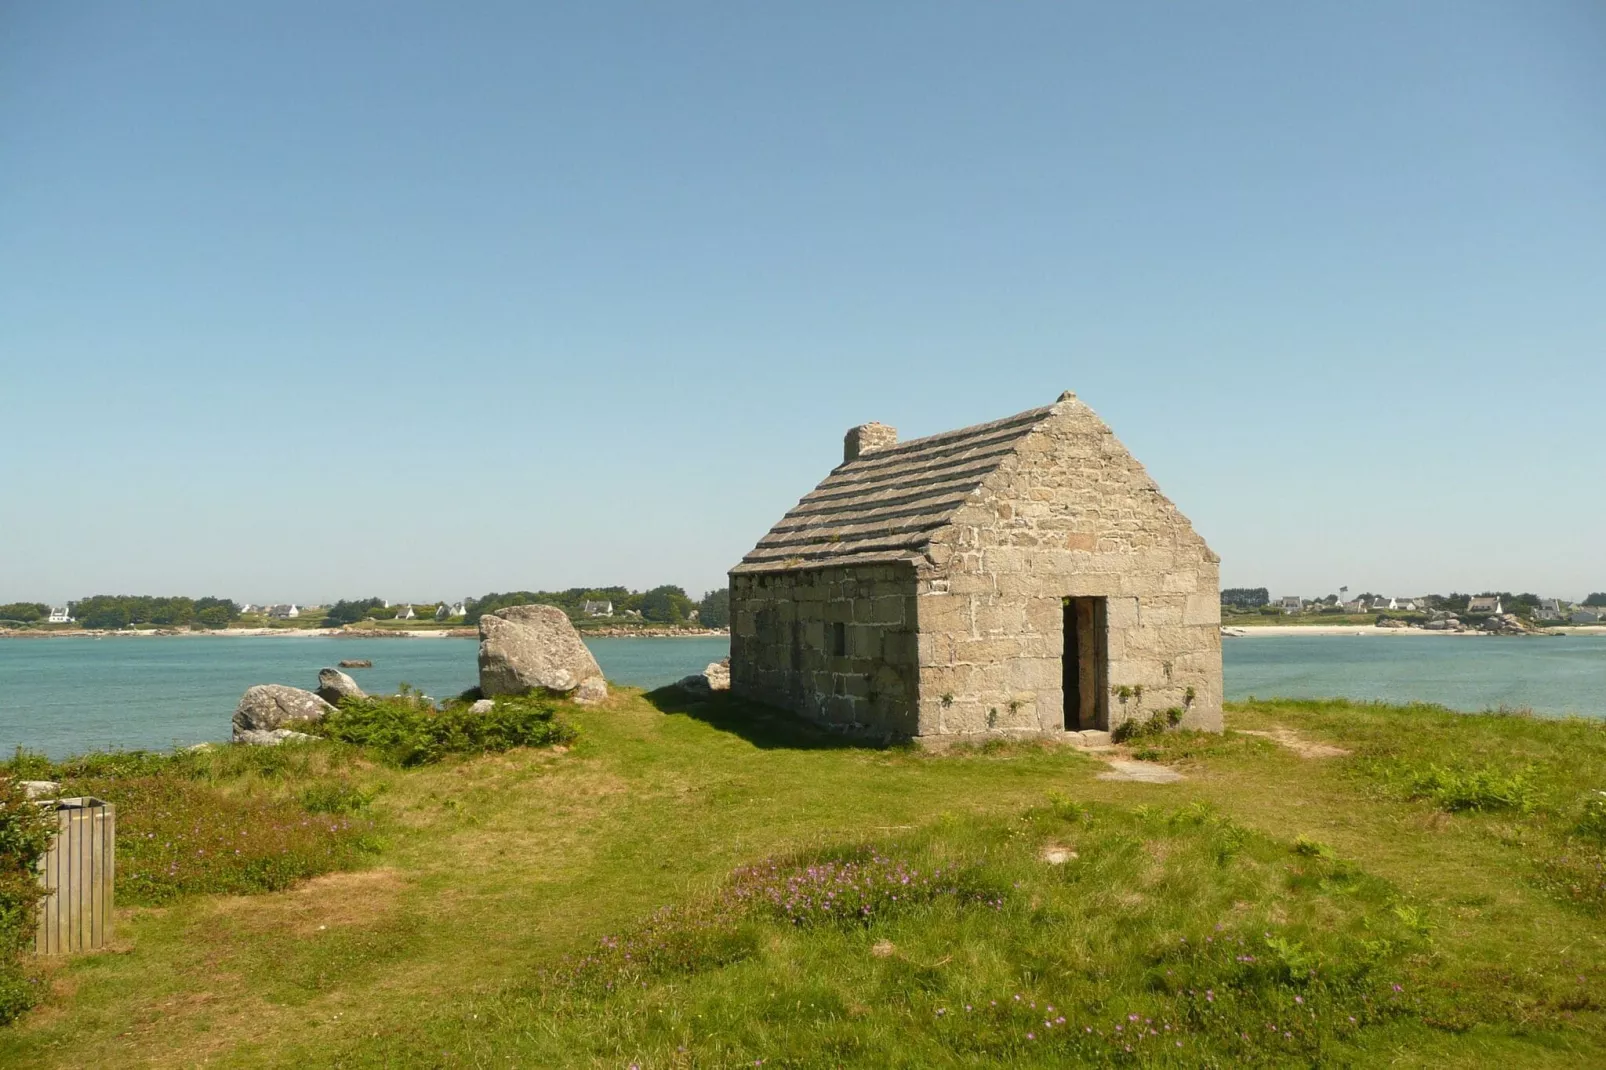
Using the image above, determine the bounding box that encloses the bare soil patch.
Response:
[1237,726,1350,759]
[213,867,407,936]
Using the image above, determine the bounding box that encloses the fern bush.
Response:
[309,693,576,767]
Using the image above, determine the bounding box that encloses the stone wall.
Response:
[914,399,1223,737]
[729,563,920,736]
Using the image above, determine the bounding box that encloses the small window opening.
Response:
[831,621,847,657]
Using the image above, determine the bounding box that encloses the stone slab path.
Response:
[1097,759,1185,783]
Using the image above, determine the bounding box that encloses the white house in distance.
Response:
[47,606,73,623]
[1466,596,1503,615]
[1535,598,1565,621]
[267,604,300,619]
[1279,596,1303,615]
[582,600,614,617]
[394,604,416,620]
[1368,597,1418,612]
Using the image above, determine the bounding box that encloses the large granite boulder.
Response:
[478,604,608,704]
[233,684,334,743]
[316,668,366,705]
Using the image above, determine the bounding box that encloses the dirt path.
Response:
[1237,726,1350,759]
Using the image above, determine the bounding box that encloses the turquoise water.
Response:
[0,636,729,757]
[1,633,1602,757]
[1225,634,1606,716]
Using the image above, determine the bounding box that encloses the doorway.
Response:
[1062,597,1109,731]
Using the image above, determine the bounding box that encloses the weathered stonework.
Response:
[730,564,921,735]
[730,393,1223,739]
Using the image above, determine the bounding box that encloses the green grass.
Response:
[3,694,1606,1067]
[3,745,387,907]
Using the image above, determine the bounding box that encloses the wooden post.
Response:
[34,798,115,955]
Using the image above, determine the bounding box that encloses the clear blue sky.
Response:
[3,2,1602,605]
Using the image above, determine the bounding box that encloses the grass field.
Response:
[3,690,1605,1067]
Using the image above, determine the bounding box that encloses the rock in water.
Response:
[676,658,732,697]
[233,684,335,744]
[316,668,367,704]
[477,604,608,703]
[338,659,372,669]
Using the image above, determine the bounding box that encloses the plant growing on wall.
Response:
[1111,706,1186,744]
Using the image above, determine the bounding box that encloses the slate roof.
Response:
[732,404,1057,574]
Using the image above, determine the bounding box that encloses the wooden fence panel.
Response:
[33,798,115,956]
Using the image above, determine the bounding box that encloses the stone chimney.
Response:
[843,422,897,463]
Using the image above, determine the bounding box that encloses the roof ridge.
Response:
[836,404,1055,467]
[734,398,1064,574]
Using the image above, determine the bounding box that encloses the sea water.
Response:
[0,635,729,757]
[1,633,1602,757]
[1226,634,1605,716]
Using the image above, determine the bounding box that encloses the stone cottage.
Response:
[728,392,1222,739]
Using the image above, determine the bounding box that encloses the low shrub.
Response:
[1376,761,1536,814]
[308,693,576,767]
[300,780,376,815]
[69,776,378,904]
[1293,835,1337,860]
[0,779,54,1024]
[2,746,179,783]
[1576,791,1606,844]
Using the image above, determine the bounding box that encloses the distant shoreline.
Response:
[0,626,732,641]
[1228,624,1606,638]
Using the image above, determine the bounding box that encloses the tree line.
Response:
[463,586,728,628]
[2,587,732,630]
[51,595,241,630]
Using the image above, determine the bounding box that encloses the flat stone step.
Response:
[1068,729,1111,747]
[1096,760,1185,784]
